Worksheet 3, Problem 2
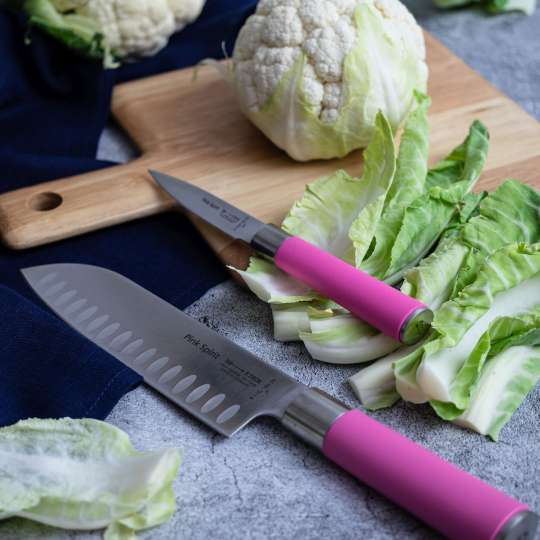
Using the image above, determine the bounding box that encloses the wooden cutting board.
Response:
[1,33,540,272]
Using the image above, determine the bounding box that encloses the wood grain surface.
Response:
[1,33,539,274]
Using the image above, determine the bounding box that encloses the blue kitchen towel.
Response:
[0,0,257,426]
[0,285,142,427]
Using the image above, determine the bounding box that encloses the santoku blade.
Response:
[149,170,267,244]
[22,263,303,436]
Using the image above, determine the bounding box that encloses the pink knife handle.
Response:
[323,410,528,540]
[274,236,426,341]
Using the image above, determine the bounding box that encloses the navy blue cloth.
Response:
[0,1,257,426]
[0,285,142,427]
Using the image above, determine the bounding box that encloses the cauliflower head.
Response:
[232,0,427,161]
[24,0,206,66]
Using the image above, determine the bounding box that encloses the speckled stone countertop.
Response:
[2,3,539,539]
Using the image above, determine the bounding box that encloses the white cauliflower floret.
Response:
[321,83,343,123]
[262,6,305,47]
[248,46,301,107]
[77,0,175,58]
[167,0,206,31]
[303,20,356,84]
[257,0,301,15]
[47,0,206,61]
[299,0,340,31]
[234,15,266,62]
[303,63,324,116]
[234,0,425,124]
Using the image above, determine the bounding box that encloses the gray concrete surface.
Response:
[1,3,539,540]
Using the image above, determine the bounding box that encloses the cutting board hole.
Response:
[30,192,63,212]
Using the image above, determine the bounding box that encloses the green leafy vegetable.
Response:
[384,120,489,283]
[439,191,486,241]
[283,113,396,264]
[409,243,540,406]
[357,180,540,421]
[348,344,421,409]
[431,308,540,419]
[299,311,400,364]
[358,92,431,276]
[433,0,536,15]
[283,112,396,270]
[394,180,540,394]
[22,0,115,65]
[0,418,181,539]
[400,238,471,309]
[268,100,432,357]
[232,257,317,304]
[455,345,540,440]
[271,303,312,341]
[461,179,540,253]
[346,111,397,265]
[234,107,492,368]
[296,118,490,364]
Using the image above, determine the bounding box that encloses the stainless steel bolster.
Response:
[280,387,348,450]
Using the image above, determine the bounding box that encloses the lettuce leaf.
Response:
[393,180,540,403]
[231,257,317,304]
[401,180,540,309]
[270,101,429,354]
[486,0,537,14]
[431,308,540,419]
[433,0,537,15]
[271,302,313,341]
[282,112,396,264]
[348,344,421,409]
[461,179,540,253]
[233,114,493,367]
[306,125,491,365]
[240,116,488,363]
[299,311,400,364]
[416,243,540,403]
[393,343,431,403]
[454,345,540,440]
[22,0,117,67]
[384,120,489,283]
[359,92,431,276]
[0,418,180,539]
[400,238,471,309]
[440,191,486,242]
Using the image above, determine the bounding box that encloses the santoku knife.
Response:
[149,170,432,345]
[22,263,538,540]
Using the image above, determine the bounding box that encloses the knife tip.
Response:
[20,264,57,288]
[148,169,177,188]
[148,170,187,197]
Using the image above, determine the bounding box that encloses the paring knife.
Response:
[22,263,538,540]
[148,170,432,345]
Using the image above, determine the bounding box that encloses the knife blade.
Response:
[150,170,268,245]
[22,263,538,540]
[21,263,301,436]
[149,170,433,346]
